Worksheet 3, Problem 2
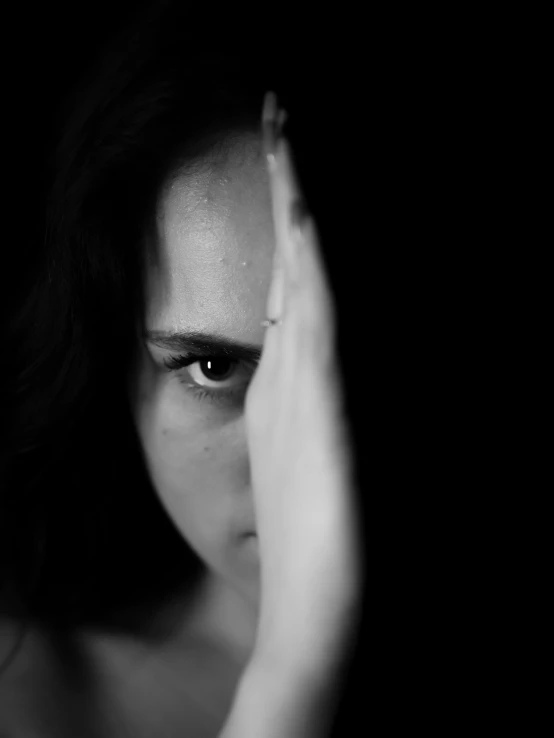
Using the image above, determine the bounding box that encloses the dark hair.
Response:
[1,2,285,646]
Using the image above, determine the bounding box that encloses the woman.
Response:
[1,4,362,736]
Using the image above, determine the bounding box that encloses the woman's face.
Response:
[131,131,274,620]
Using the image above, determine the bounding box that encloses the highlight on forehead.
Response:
[140,122,273,328]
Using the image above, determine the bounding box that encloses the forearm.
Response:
[219,650,344,738]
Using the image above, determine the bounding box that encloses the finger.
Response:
[262,92,299,290]
[291,209,336,332]
[259,92,287,365]
[264,101,332,319]
[270,137,303,287]
[273,140,337,343]
[261,94,336,360]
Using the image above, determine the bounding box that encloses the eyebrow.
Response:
[145,329,262,363]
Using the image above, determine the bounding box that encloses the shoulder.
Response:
[0,619,57,737]
[0,618,241,738]
[84,627,240,736]
[0,619,110,737]
[0,621,239,738]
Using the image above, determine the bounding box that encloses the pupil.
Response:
[202,358,234,381]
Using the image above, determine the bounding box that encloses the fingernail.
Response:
[262,91,288,169]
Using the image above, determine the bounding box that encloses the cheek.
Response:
[135,389,250,551]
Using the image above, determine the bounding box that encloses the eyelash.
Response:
[162,353,257,407]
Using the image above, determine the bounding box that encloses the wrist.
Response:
[220,649,341,738]
[252,591,361,684]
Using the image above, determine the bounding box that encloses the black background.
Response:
[4,1,152,279]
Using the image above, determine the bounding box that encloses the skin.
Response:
[129,130,275,669]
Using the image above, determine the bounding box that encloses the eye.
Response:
[187,357,243,388]
[162,352,257,407]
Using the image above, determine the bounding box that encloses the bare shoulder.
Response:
[0,618,111,737]
[0,617,243,738]
[83,626,242,737]
[0,618,59,737]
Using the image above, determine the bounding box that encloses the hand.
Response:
[245,93,362,677]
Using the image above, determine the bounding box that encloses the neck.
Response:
[174,571,259,668]
[81,570,259,676]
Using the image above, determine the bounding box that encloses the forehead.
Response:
[145,133,275,336]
